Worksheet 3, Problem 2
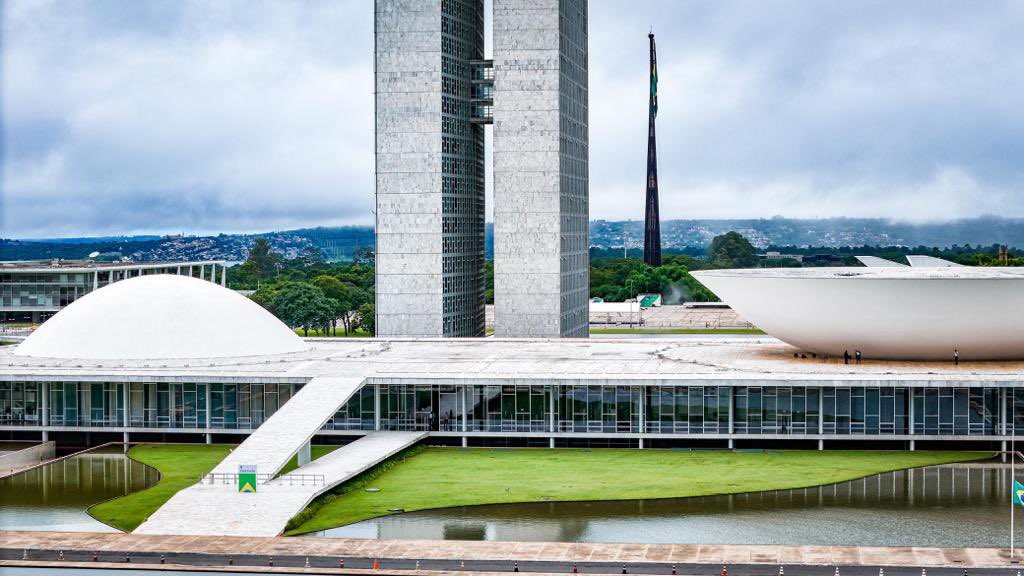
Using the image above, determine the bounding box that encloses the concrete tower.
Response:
[492,0,590,338]
[374,0,487,337]
[375,0,589,339]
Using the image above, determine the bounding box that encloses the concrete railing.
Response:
[0,441,55,477]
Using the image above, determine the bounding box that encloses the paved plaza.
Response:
[485,305,752,330]
[1,531,1019,570]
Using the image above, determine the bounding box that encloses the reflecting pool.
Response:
[0,446,159,532]
[316,463,1022,547]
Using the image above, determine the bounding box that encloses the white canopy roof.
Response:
[15,274,309,360]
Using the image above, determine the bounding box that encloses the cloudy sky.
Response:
[2,0,1022,238]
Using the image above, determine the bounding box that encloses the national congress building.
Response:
[375,0,589,339]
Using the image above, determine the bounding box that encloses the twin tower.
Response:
[375,0,590,338]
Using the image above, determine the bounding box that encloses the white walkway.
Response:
[135,374,427,536]
[211,376,365,476]
[135,431,425,537]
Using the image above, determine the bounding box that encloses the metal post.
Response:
[374,384,381,431]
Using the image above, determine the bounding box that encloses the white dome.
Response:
[15,274,309,360]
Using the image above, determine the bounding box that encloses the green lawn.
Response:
[88,444,990,536]
[590,327,765,335]
[89,444,232,532]
[285,447,989,535]
[89,443,341,532]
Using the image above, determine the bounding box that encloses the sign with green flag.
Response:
[239,464,257,493]
[1014,480,1024,507]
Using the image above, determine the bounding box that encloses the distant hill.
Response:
[3,216,1020,262]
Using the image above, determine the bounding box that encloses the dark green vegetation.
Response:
[239,231,1022,320]
[89,444,232,532]
[284,447,989,535]
[240,238,376,336]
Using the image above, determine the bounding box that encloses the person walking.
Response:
[843,350,850,365]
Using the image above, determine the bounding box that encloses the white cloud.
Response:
[2,0,1022,237]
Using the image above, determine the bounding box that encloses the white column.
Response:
[908,387,915,451]
[374,384,382,431]
[40,381,49,442]
[549,385,557,449]
[123,381,130,427]
[221,264,227,286]
[638,385,645,449]
[461,385,468,448]
[1002,387,1009,462]
[93,271,99,290]
[818,386,824,450]
[298,440,312,467]
[205,384,211,431]
[727,386,734,449]
[123,431,129,453]
[41,382,49,427]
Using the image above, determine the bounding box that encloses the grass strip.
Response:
[89,443,231,532]
[284,447,989,535]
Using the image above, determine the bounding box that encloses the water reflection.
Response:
[0,447,159,532]
[318,464,1023,547]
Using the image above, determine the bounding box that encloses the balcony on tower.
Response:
[470,59,493,124]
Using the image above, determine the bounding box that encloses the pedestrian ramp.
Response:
[134,373,427,536]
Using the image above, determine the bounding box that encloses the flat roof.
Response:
[2,336,1021,384]
[695,266,1024,280]
[0,260,226,272]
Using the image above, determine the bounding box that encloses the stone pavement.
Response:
[134,431,424,537]
[1,531,1019,569]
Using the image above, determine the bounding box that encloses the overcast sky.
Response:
[2,0,1022,238]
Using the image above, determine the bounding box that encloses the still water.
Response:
[317,464,1023,547]
[0,446,159,532]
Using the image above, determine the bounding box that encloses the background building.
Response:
[375,0,590,339]
[0,260,226,324]
[492,0,590,338]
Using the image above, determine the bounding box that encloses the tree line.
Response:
[232,233,1021,334]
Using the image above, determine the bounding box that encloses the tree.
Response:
[356,303,375,336]
[245,238,283,281]
[311,275,355,335]
[269,282,336,337]
[352,246,375,266]
[707,231,758,268]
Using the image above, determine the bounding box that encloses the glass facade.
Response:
[0,263,226,323]
[2,381,1021,439]
[439,0,486,337]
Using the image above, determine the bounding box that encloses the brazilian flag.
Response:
[1014,480,1024,507]
[650,40,659,118]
